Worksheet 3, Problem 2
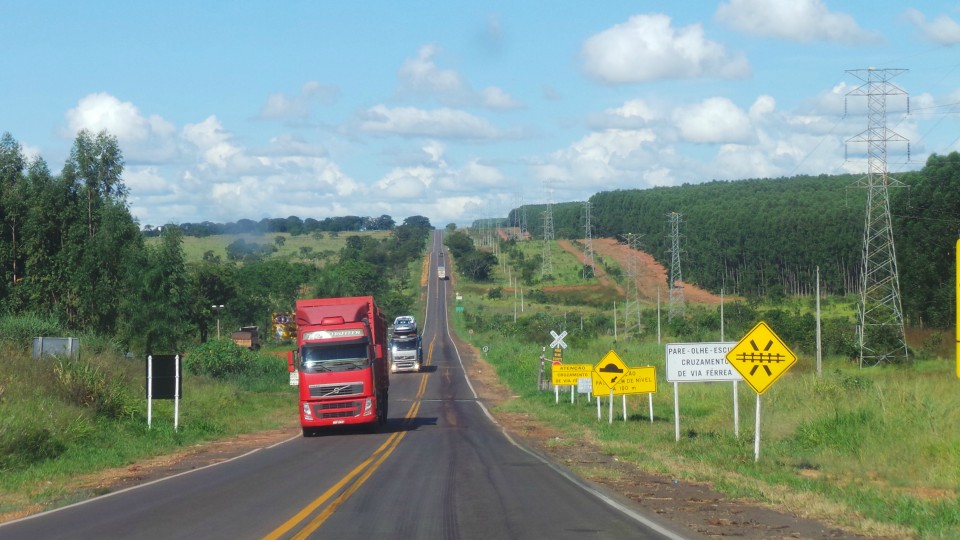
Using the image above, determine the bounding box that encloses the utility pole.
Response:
[845,67,910,366]
[668,212,685,321]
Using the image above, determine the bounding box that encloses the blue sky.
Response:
[2,1,959,228]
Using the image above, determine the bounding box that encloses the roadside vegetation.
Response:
[445,230,959,539]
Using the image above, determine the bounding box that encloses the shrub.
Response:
[0,422,67,471]
[0,314,64,350]
[184,339,287,379]
[53,358,135,420]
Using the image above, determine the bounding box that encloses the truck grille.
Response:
[308,382,364,399]
[312,401,363,419]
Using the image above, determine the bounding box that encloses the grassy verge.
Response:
[0,342,295,517]
[449,307,960,539]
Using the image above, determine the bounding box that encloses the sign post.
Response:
[593,350,628,423]
[725,322,797,461]
[612,366,657,423]
[146,354,182,431]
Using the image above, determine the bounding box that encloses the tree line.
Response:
[0,131,431,352]
[508,154,960,328]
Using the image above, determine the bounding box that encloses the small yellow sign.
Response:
[726,321,797,394]
[551,363,592,386]
[613,366,657,395]
[593,350,628,389]
[591,372,610,398]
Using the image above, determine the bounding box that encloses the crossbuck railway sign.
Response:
[550,330,568,349]
[725,321,797,394]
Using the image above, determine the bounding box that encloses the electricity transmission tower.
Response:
[623,233,643,338]
[845,67,910,366]
[667,212,685,321]
[541,201,554,279]
[583,201,596,278]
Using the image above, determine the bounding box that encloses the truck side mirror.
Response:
[287,350,295,373]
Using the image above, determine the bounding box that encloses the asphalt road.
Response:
[0,230,691,540]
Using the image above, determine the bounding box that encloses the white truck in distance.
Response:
[390,315,422,372]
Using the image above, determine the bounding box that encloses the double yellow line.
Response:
[263,338,435,540]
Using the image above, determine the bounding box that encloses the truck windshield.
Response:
[393,340,418,351]
[301,343,369,373]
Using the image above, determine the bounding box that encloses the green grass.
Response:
[452,304,960,538]
[0,345,295,515]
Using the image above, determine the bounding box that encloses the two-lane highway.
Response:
[0,230,691,540]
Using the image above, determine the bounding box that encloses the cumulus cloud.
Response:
[65,92,177,162]
[375,142,505,200]
[581,14,750,84]
[357,105,502,139]
[904,8,960,45]
[674,97,755,144]
[259,81,338,121]
[533,128,659,192]
[397,44,522,109]
[716,0,881,43]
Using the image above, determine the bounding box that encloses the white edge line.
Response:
[0,434,301,528]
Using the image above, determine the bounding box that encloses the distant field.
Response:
[147,231,391,265]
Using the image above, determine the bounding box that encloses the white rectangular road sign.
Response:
[666,342,742,382]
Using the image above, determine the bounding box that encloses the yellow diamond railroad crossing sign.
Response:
[725,321,797,394]
[594,350,628,389]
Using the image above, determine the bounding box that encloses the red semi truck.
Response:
[288,296,389,436]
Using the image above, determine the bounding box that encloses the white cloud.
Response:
[904,8,960,45]
[357,105,502,139]
[716,0,881,43]
[533,129,659,191]
[581,14,750,84]
[65,92,177,162]
[398,44,468,100]
[674,97,755,144]
[397,45,522,109]
[259,81,338,121]
[481,87,523,109]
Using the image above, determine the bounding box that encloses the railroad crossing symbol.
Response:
[593,350,628,389]
[550,330,568,349]
[725,321,797,394]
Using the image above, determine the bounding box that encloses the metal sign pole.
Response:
[174,354,180,432]
[754,394,761,462]
[147,355,153,429]
[571,385,575,404]
[733,381,740,438]
[596,395,601,420]
[608,389,613,424]
[622,395,626,422]
[555,383,559,404]
[648,393,654,422]
[674,382,680,441]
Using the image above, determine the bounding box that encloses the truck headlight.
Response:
[302,402,313,420]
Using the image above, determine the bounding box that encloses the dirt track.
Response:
[556,238,724,305]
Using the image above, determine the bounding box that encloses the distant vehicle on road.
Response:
[392,315,417,336]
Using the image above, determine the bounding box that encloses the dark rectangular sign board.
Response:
[147,354,182,399]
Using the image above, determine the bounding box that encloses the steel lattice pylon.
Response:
[623,233,643,337]
[541,199,554,279]
[583,201,596,278]
[845,68,910,366]
[667,212,685,321]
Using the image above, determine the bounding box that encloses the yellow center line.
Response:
[264,339,434,540]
